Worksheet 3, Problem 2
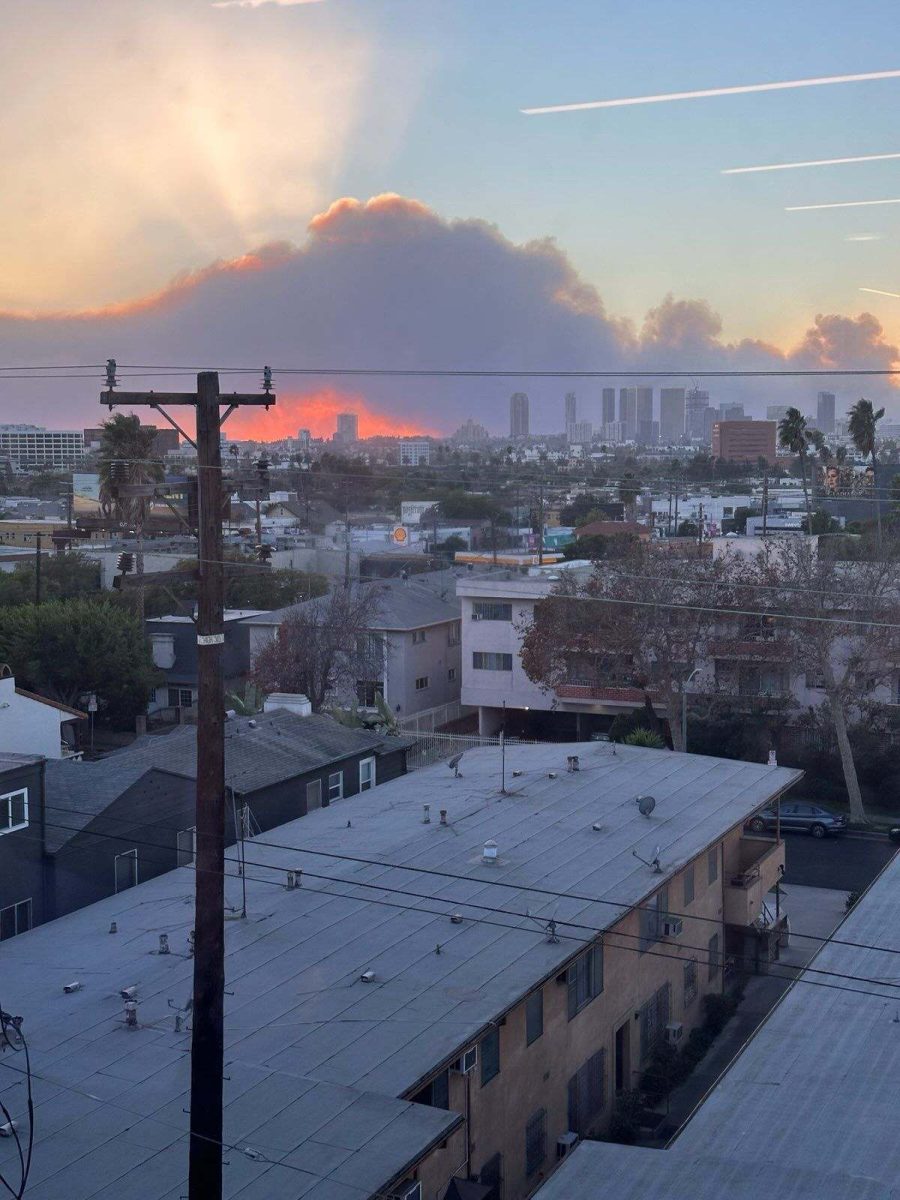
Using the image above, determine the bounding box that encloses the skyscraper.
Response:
[719,402,745,422]
[816,392,836,434]
[685,388,710,441]
[510,392,529,439]
[659,388,685,443]
[336,412,359,443]
[564,392,577,438]
[619,388,637,440]
[636,387,653,426]
[601,388,616,427]
[766,404,790,424]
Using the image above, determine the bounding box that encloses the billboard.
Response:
[819,464,875,497]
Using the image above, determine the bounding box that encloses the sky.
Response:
[2,0,900,434]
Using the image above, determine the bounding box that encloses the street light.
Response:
[681,667,702,753]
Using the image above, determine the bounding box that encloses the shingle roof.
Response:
[242,572,461,631]
[43,712,405,852]
[2,742,799,1200]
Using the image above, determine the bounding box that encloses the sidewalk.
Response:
[642,885,848,1145]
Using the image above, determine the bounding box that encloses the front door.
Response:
[614,1022,630,1094]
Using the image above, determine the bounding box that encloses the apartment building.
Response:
[0,424,83,466]
[711,420,777,466]
[0,740,798,1200]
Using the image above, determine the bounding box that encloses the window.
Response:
[411,1069,449,1110]
[708,932,721,981]
[567,943,604,1019]
[683,865,695,907]
[472,651,513,671]
[356,680,381,708]
[479,1153,503,1200]
[447,622,461,646]
[359,757,376,791]
[328,772,343,803]
[481,1027,500,1086]
[683,958,698,1006]
[0,899,31,942]
[473,601,513,621]
[412,629,427,644]
[639,984,671,1063]
[114,849,138,894]
[525,989,543,1046]
[306,779,322,811]
[805,671,825,690]
[567,1049,606,1135]
[708,847,718,885]
[0,790,28,835]
[177,827,196,867]
[525,1109,546,1177]
[415,676,430,691]
[448,667,457,682]
[639,887,669,953]
[167,687,193,709]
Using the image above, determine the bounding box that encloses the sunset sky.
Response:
[3,0,899,432]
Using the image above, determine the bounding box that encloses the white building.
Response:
[0,672,85,758]
[0,425,84,467]
[399,439,431,467]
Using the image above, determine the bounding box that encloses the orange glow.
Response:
[227,388,440,441]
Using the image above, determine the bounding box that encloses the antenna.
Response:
[632,847,664,873]
[636,795,656,817]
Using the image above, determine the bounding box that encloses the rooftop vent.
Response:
[636,795,656,817]
[263,693,312,718]
[566,755,580,773]
[422,804,431,824]
[360,969,376,983]
[482,839,498,863]
[158,934,170,955]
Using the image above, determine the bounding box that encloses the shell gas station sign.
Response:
[391,525,409,545]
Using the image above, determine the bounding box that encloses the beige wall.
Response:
[406,838,751,1200]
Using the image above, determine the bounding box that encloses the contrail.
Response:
[521,68,900,115]
[786,198,900,211]
[723,152,900,174]
[860,287,900,299]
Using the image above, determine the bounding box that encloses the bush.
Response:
[702,992,737,1036]
[607,1091,642,1145]
[640,1042,683,1106]
[682,1025,714,1067]
[623,728,667,750]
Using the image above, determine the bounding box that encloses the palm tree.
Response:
[778,408,813,532]
[848,398,885,545]
[98,414,163,623]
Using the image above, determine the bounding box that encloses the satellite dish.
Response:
[636,795,656,817]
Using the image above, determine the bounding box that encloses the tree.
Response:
[0,598,156,728]
[98,414,164,623]
[618,473,641,519]
[732,538,900,823]
[140,556,327,618]
[520,549,731,751]
[251,585,385,711]
[848,398,885,547]
[0,552,101,606]
[778,408,813,531]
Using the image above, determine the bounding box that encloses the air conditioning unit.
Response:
[391,1181,422,1200]
[662,917,683,938]
[665,1022,684,1045]
[557,1131,579,1159]
[471,613,481,621]
[453,1046,477,1074]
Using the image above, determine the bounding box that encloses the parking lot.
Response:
[783,831,898,892]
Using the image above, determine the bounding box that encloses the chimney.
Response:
[263,693,313,717]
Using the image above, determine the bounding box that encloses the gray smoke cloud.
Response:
[1,193,897,432]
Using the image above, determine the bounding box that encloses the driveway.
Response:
[783,832,897,892]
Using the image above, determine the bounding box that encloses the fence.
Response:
[404,730,543,772]
[398,701,469,734]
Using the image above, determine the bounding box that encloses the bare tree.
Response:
[520,547,732,751]
[251,585,385,712]
[732,537,900,824]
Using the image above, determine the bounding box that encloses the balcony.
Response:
[724,836,785,927]
[555,682,645,704]
[708,638,788,663]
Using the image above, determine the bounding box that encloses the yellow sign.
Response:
[391,525,409,544]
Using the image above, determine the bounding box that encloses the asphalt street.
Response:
[783,832,898,892]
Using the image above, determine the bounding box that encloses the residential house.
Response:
[536,845,900,1200]
[17,709,409,926]
[146,610,267,716]
[244,571,464,728]
[0,670,86,758]
[0,753,45,940]
[0,741,799,1199]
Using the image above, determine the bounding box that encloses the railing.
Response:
[404,730,543,771]
[398,701,468,734]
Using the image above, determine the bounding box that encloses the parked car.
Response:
[748,802,848,839]
[889,825,900,844]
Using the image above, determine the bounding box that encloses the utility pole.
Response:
[762,473,769,536]
[537,481,544,566]
[344,506,352,589]
[34,533,42,605]
[697,503,704,554]
[673,477,680,537]
[100,361,274,1200]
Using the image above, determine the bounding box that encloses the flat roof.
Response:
[0,743,798,1198]
[536,847,900,1199]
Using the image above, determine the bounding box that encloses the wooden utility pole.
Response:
[537,481,545,566]
[100,363,274,1200]
[762,473,769,536]
[34,533,42,605]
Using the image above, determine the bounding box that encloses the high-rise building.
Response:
[564,392,577,438]
[712,420,777,465]
[766,405,790,424]
[637,419,660,446]
[335,412,359,443]
[510,392,529,439]
[568,421,593,445]
[399,439,431,467]
[816,392,836,434]
[297,429,311,450]
[619,388,637,440]
[720,402,745,422]
[659,388,686,443]
[601,388,616,427]
[685,389,710,440]
[1,426,84,467]
[452,418,490,444]
[636,387,653,426]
